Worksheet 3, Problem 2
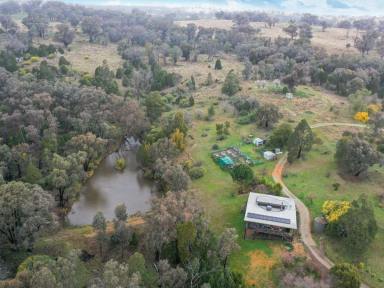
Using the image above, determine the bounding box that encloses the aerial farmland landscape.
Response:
[0,0,384,287]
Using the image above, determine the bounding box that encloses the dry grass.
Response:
[176,19,363,55]
[64,37,123,74]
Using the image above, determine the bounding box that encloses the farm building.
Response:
[263,151,276,160]
[252,137,264,147]
[244,192,297,241]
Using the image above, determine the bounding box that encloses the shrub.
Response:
[80,74,93,86]
[212,144,219,150]
[60,65,69,75]
[330,263,360,288]
[322,200,351,223]
[115,158,126,171]
[214,59,222,70]
[59,56,70,66]
[332,183,340,191]
[189,167,205,180]
[354,111,369,123]
[222,70,240,96]
[30,56,40,63]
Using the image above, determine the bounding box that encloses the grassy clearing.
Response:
[64,38,122,74]
[284,128,384,287]
[176,19,361,55]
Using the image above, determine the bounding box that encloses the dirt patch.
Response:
[246,245,282,287]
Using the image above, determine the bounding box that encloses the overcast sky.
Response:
[62,0,384,16]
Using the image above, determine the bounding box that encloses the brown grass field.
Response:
[176,19,362,55]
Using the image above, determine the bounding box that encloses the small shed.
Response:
[253,138,264,147]
[263,151,276,161]
[274,148,283,155]
[285,93,293,99]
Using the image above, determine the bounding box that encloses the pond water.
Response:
[68,150,153,225]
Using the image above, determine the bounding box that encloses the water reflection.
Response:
[68,150,153,225]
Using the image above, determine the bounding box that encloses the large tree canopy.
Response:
[335,134,379,177]
[287,119,314,163]
[0,181,54,249]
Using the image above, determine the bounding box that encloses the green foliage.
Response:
[0,182,53,249]
[348,89,370,113]
[268,123,293,149]
[114,157,126,171]
[214,59,222,70]
[187,75,196,90]
[335,134,378,177]
[327,195,377,256]
[222,70,240,96]
[80,73,93,86]
[58,56,70,66]
[287,119,314,163]
[151,63,179,91]
[230,164,254,186]
[24,161,42,184]
[93,62,119,94]
[255,104,280,129]
[0,51,17,72]
[330,263,361,288]
[33,61,57,81]
[207,105,215,120]
[189,166,205,180]
[177,221,197,264]
[27,44,57,58]
[17,255,55,274]
[216,121,230,140]
[145,91,165,122]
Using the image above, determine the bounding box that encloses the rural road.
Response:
[271,122,368,287]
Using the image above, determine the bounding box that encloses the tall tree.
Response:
[255,104,280,129]
[335,134,379,177]
[55,23,75,47]
[93,211,107,257]
[336,195,377,256]
[0,181,54,249]
[287,119,314,163]
[230,164,254,188]
[81,16,102,43]
[354,30,378,56]
[144,91,165,122]
[222,70,240,96]
[283,21,298,40]
[218,228,240,269]
[268,123,293,149]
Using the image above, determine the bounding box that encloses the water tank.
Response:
[313,216,327,234]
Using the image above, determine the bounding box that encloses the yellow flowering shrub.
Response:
[322,200,351,223]
[170,128,186,151]
[354,111,369,123]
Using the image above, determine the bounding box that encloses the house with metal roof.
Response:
[244,192,297,241]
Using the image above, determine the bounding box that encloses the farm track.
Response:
[271,122,369,288]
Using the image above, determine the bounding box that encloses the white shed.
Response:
[253,138,264,147]
[286,93,293,99]
[263,151,276,161]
